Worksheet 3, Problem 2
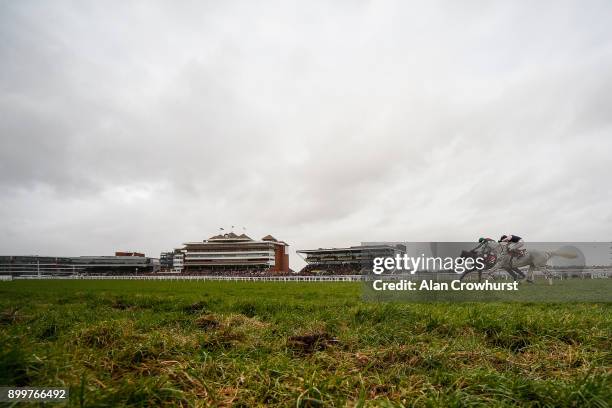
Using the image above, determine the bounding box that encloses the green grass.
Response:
[0,280,610,407]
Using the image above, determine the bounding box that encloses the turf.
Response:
[0,280,610,407]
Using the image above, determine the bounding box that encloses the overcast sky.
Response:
[1,1,611,269]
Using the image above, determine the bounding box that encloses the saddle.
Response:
[484,254,497,267]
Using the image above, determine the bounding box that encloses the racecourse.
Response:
[0,280,610,407]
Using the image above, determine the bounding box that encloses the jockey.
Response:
[472,237,496,265]
[498,234,524,257]
[472,237,493,252]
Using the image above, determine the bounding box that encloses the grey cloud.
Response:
[1,1,611,268]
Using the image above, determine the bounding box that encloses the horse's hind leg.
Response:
[513,267,525,280]
[526,265,535,283]
[542,266,553,285]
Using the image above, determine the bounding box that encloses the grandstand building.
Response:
[0,254,157,276]
[173,252,184,273]
[72,256,156,275]
[159,252,174,270]
[297,244,406,275]
[0,256,75,276]
[181,232,289,274]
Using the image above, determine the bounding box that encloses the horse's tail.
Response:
[549,249,578,259]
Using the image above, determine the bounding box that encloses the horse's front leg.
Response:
[459,268,472,281]
[481,264,500,282]
[505,268,518,281]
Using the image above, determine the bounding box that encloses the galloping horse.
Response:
[460,240,577,283]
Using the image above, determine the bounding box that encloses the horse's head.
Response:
[460,250,477,259]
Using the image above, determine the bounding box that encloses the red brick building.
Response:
[180,232,289,274]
